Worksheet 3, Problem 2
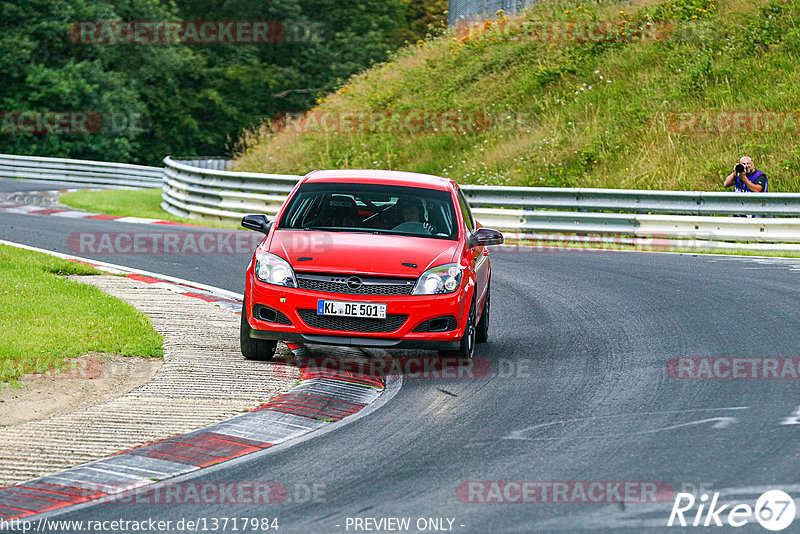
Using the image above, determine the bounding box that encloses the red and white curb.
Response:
[0,203,188,226]
[0,242,393,520]
[0,365,386,520]
[0,189,198,227]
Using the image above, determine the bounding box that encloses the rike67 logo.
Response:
[668,490,795,531]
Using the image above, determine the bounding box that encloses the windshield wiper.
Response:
[301,226,379,234]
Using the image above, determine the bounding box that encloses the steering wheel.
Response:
[392,221,433,234]
[362,206,395,228]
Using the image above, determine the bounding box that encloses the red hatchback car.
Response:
[240,169,503,360]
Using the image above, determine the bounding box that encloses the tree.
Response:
[0,0,447,164]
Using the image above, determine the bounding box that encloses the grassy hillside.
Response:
[234,0,800,192]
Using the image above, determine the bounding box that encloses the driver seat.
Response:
[322,195,360,227]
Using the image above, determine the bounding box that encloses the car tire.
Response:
[439,298,476,359]
[240,299,277,361]
[476,283,490,344]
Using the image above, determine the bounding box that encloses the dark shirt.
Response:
[735,170,767,193]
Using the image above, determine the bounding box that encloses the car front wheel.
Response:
[476,283,490,344]
[439,299,475,359]
[240,299,277,361]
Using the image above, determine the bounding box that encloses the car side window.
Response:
[457,189,475,233]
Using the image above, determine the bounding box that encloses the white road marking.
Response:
[504,417,738,441]
[3,205,40,213]
[779,405,800,425]
[113,216,165,224]
[50,210,101,218]
[503,407,748,441]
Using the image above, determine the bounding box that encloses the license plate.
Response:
[317,300,387,319]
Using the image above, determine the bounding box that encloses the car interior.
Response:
[281,186,458,239]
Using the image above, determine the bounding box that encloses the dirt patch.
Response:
[0,353,161,426]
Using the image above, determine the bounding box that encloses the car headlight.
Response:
[412,263,462,295]
[255,251,297,287]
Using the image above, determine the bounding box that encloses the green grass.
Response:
[234,0,800,193]
[59,188,244,230]
[0,245,163,383]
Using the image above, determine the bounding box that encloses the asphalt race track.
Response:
[0,210,251,292]
[3,178,800,532]
[0,179,102,193]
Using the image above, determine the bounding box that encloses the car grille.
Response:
[297,309,408,333]
[412,315,458,333]
[296,272,415,295]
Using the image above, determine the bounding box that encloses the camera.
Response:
[734,163,746,173]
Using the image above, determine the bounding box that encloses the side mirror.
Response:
[241,214,272,234]
[468,228,504,248]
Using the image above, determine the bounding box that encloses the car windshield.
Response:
[278,182,458,240]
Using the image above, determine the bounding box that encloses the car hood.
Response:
[268,230,460,277]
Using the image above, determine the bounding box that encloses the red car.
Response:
[240,169,503,360]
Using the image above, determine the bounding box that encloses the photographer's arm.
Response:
[723,172,736,187]
[739,174,764,192]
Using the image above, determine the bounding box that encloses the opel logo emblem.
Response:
[346,276,363,289]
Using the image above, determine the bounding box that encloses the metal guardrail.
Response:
[461,186,800,217]
[448,0,535,26]
[1,153,798,247]
[161,157,300,220]
[162,157,800,246]
[173,158,233,171]
[0,154,162,188]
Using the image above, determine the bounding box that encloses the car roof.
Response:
[303,169,454,191]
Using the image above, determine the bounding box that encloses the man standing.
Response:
[723,156,767,192]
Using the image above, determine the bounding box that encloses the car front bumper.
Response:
[245,271,470,351]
